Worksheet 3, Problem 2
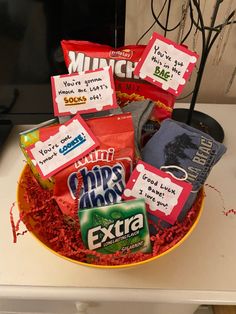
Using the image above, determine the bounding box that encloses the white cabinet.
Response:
[1,104,236,314]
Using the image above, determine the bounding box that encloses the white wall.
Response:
[125,0,236,104]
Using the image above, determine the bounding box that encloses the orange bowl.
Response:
[17,165,204,269]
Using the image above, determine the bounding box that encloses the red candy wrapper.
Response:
[61,40,175,122]
[53,113,135,217]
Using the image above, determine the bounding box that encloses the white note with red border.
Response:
[51,66,117,116]
[26,114,99,178]
[122,161,192,224]
[134,32,198,96]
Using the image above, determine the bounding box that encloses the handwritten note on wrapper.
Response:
[26,115,99,179]
[134,32,198,96]
[122,161,192,225]
[51,66,117,116]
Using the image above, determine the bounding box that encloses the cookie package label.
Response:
[51,66,117,116]
[134,32,198,96]
[26,114,99,178]
[123,161,192,224]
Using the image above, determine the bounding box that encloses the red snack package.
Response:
[53,113,135,216]
[61,40,175,122]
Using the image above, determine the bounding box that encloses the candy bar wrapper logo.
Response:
[134,32,199,96]
[26,115,99,179]
[109,49,133,60]
[123,161,192,225]
[67,50,138,80]
[51,66,118,116]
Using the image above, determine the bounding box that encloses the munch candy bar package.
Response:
[53,113,135,217]
[78,199,151,254]
[19,119,58,189]
[61,40,175,122]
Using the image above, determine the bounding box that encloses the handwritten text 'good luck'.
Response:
[138,173,177,209]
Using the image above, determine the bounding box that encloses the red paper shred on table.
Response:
[205,183,236,217]
[205,183,226,212]
[14,166,203,266]
[10,202,17,243]
[222,209,236,216]
[10,201,28,243]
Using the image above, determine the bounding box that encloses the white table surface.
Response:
[0,103,236,304]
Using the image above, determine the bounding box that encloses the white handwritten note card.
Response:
[51,66,118,116]
[134,32,198,96]
[26,115,99,178]
[122,161,192,224]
